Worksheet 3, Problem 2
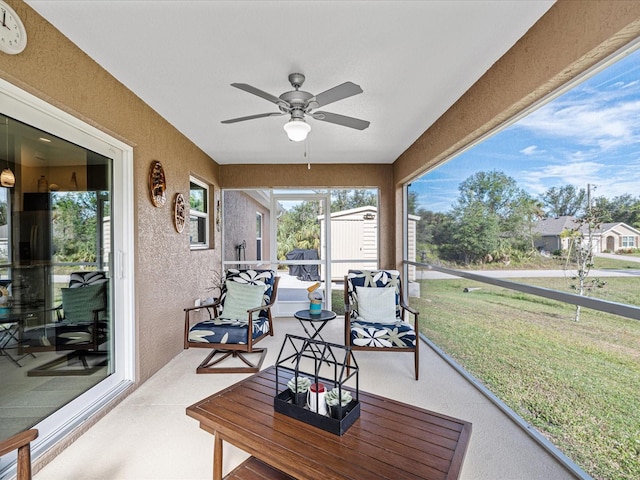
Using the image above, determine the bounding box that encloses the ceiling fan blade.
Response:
[312,82,363,108]
[221,112,285,124]
[312,111,370,130]
[231,83,288,107]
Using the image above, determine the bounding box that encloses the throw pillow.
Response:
[355,286,396,323]
[61,284,106,323]
[222,281,266,320]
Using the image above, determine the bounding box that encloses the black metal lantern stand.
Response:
[274,334,360,435]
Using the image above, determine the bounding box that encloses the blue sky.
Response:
[410,47,640,213]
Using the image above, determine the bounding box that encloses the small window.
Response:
[622,236,635,248]
[190,177,209,248]
[256,212,263,261]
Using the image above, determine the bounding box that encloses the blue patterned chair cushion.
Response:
[350,320,416,348]
[346,269,416,349]
[188,317,270,344]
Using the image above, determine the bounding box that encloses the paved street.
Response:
[416,253,640,280]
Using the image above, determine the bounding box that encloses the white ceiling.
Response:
[25,1,555,165]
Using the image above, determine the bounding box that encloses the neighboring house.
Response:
[534,216,640,253]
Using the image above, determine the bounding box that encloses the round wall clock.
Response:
[149,160,166,207]
[0,1,27,55]
[174,193,186,233]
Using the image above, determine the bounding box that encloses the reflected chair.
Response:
[0,429,38,480]
[25,271,109,376]
[184,269,279,374]
[344,269,419,380]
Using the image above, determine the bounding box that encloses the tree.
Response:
[561,206,607,322]
[540,185,586,217]
[594,194,640,228]
[52,192,98,263]
[276,201,321,260]
[331,189,376,212]
[446,201,500,265]
[457,170,524,219]
[448,170,538,262]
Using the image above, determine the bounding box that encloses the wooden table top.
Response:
[187,366,472,480]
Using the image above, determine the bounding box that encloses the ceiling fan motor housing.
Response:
[288,73,306,89]
[279,90,314,113]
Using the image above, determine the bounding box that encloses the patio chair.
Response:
[0,428,38,480]
[344,269,419,380]
[184,268,279,374]
[24,271,109,376]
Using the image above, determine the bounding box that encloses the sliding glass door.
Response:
[0,80,134,478]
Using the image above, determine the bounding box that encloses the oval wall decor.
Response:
[149,160,167,207]
[174,193,186,233]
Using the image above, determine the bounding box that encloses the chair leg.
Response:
[27,351,107,377]
[196,348,267,374]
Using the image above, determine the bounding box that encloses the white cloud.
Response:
[517,94,640,151]
[520,145,539,155]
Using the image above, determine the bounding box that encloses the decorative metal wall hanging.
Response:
[149,160,166,207]
[174,193,186,233]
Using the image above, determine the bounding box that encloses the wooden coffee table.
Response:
[187,366,472,480]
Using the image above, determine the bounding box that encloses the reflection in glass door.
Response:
[0,114,113,453]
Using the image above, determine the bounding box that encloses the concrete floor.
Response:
[34,316,578,480]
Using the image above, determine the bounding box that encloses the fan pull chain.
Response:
[305,137,311,169]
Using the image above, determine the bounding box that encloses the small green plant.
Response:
[287,376,311,393]
[324,387,352,407]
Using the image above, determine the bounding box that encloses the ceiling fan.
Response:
[221,73,370,142]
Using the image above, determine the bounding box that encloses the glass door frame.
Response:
[0,78,135,473]
[270,191,331,312]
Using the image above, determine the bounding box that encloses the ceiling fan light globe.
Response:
[283,119,311,142]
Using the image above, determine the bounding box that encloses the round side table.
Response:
[293,309,336,343]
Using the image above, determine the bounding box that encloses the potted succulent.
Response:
[287,376,311,406]
[325,387,353,419]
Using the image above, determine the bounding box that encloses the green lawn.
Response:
[409,277,640,480]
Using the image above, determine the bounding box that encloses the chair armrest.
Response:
[38,304,63,321]
[0,428,38,457]
[400,299,419,331]
[183,301,218,349]
[246,276,279,316]
[400,299,418,316]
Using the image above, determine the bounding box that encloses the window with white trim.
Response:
[622,236,636,248]
[189,177,209,248]
[256,212,263,261]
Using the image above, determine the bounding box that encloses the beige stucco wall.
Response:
[223,191,271,264]
[0,0,222,384]
[392,0,640,268]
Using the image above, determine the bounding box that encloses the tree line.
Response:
[411,170,640,266]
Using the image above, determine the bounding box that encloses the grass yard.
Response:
[410,277,640,480]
